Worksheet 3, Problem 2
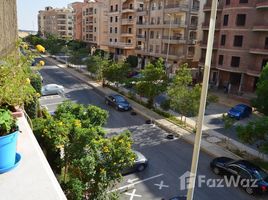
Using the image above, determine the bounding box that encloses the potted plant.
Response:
[0,108,21,173]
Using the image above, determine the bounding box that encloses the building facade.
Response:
[135,0,200,72]
[107,0,143,60]
[38,6,74,39]
[71,0,108,50]
[0,0,18,57]
[201,0,268,94]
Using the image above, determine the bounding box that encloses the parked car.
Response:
[41,84,64,96]
[210,157,268,195]
[105,94,132,111]
[227,104,252,120]
[122,151,148,175]
[169,196,186,200]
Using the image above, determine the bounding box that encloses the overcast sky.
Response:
[17,0,84,31]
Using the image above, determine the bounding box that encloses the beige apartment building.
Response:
[107,0,143,60]
[72,0,108,50]
[135,0,200,73]
[38,6,73,39]
[201,0,268,94]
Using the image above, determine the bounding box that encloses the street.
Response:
[39,59,266,200]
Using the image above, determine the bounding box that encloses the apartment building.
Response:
[72,0,108,50]
[0,0,17,57]
[38,6,73,39]
[107,0,143,60]
[135,0,200,73]
[201,0,268,94]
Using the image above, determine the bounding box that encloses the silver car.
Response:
[41,84,64,96]
[122,151,148,175]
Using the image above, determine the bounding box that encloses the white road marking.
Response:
[110,173,164,192]
[154,180,169,190]
[40,95,62,100]
[124,189,142,200]
[127,178,139,184]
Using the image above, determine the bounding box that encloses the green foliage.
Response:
[0,41,37,107]
[135,58,167,108]
[30,73,42,94]
[237,117,268,154]
[207,94,219,104]
[125,55,138,68]
[24,97,39,119]
[160,99,171,111]
[86,53,110,80]
[103,61,130,84]
[252,63,268,115]
[33,101,134,199]
[168,63,201,117]
[222,114,236,129]
[0,109,17,136]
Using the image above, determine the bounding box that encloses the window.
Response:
[128,39,131,43]
[149,45,153,52]
[155,45,160,53]
[110,6,113,12]
[128,16,132,20]
[94,27,96,32]
[231,56,240,67]
[94,9,97,14]
[115,4,118,11]
[262,59,268,70]
[110,27,112,33]
[218,55,224,65]
[115,27,118,33]
[128,28,132,33]
[265,37,268,49]
[236,14,246,26]
[233,35,243,47]
[226,0,230,5]
[115,38,117,43]
[223,15,229,26]
[115,16,118,22]
[157,17,161,24]
[130,4,133,9]
[150,31,154,38]
[221,35,226,46]
[94,36,96,41]
[239,0,248,3]
[110,17,113,22]
[110,38,112,42]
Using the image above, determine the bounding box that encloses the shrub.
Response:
[160,99,171,111]
[125,55,138,68]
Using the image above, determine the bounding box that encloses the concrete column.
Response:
[238,73,244,94]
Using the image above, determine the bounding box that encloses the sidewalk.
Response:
[42,55,268,162]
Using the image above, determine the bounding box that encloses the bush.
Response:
[30,73,42,94]
[24,97,39,119]
[160,99,171,111]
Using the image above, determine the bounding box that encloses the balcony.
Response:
[203,2,223,11]
[252,25,268,31]
[122,7,135,13]
[121,18,135,25]
[191,6,200,13]
[121,31,134,37]
[136,8,148,15]
[164,3,188,12]
[202,22,221,30]
[0,115,66,200]
[136,21,148,28]
[200,42,218,49]
[189,23,198,29]
[108,42,135,49]
[249,47,268,55]
[161,51,184,60]
[163,20,186,28]
[256,0,268,9]
[162,36,186,44]
[136,35,146,40]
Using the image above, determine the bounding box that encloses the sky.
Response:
[17,0,83,31]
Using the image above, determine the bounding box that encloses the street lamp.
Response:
[165,14,172,74]
[186,1,218,200]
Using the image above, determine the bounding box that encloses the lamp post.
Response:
[186,1,218,200]
[165,14,172,74]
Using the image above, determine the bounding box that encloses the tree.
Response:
[167,63,201,120]
[252,63,268,115]
[33,101,135,199]
[86,53,110,81]
[103,61,130,86]
[125,55,138,68]
[237,117,268,154]
[135,58,167,108]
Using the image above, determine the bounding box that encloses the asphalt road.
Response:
[39,59,266,200]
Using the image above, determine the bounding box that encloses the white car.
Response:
[41,84,64,96]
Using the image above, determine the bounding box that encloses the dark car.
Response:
[227,104,252,120]
[169,196,186,200]
[122,151,148,175]
[210,157,268,195]
[105,94,132,111]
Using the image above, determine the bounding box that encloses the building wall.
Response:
[201,0,268,93]
[0,0,18,57]
[72,2,85,40]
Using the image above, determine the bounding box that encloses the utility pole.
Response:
[186,1,218,200]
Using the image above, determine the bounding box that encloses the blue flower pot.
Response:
[0,131,21,174]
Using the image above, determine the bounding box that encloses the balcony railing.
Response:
[109,42,135,49]
[256,0,268,9]
[137,34,146,38]
[249,47,268,55]
[164,3,188,9]
[122,6,135,12]
[121,18,135,25]
[252,25,268,31]
[163,20,186,27]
